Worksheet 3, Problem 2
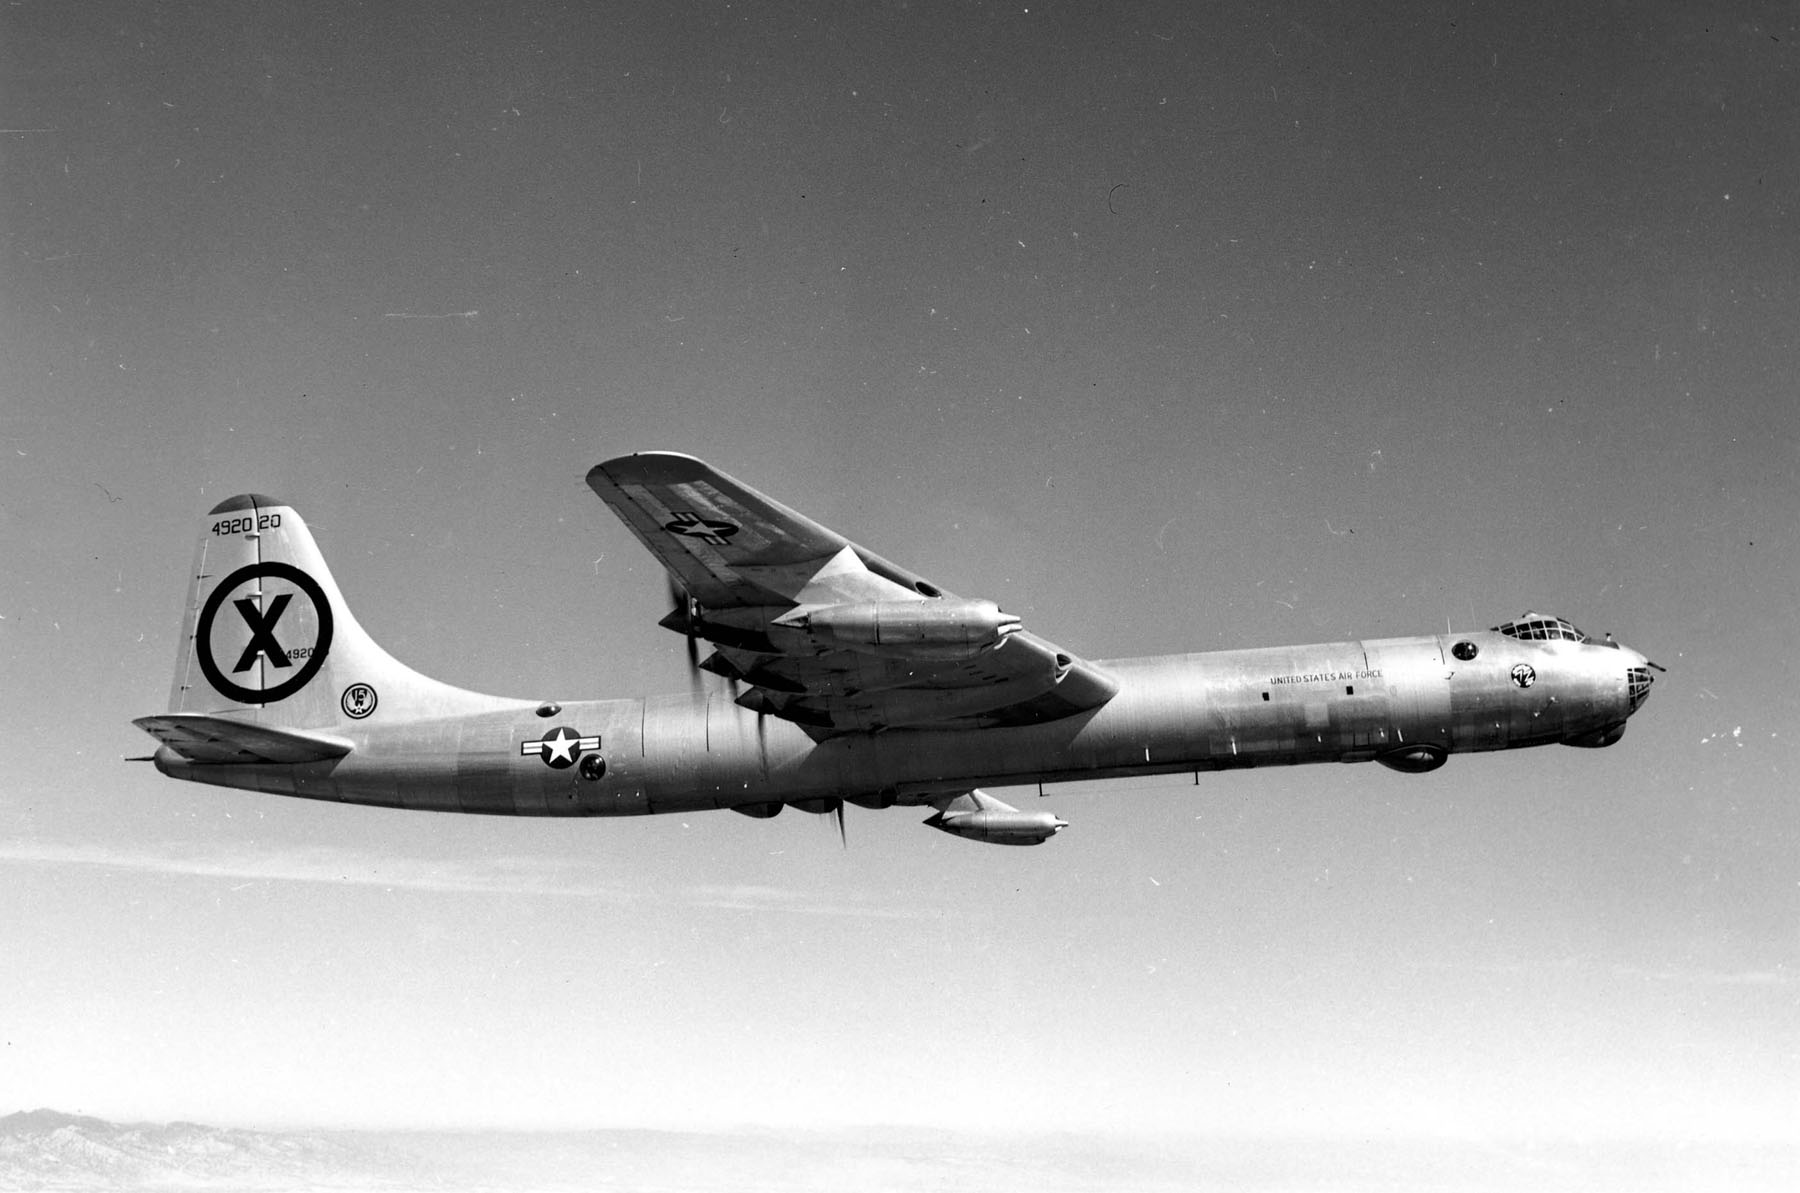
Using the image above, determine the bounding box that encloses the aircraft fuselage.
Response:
[153,628,1644,816]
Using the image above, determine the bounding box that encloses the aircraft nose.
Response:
[1619,643,1663,716]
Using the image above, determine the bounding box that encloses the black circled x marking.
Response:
[232,593,293,672]
[195,563,333,705]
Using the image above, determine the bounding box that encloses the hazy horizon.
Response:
[5,1109,1795,1193]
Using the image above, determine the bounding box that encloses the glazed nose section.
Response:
[1619,643,1663,716]
[1567,638,1661,748]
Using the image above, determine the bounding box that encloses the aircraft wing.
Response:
[586,452,1118,736]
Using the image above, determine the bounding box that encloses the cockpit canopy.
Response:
[1491,612,1590,643]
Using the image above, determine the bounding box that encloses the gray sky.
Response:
[3,1,1796,1144]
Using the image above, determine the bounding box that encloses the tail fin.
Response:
[161,494,500,729]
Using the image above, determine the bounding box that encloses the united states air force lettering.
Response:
[1267,669,1383,686]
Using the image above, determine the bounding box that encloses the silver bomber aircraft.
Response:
[134,452,1661,845]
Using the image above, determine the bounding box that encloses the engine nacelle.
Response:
[783,599,1022,659]
[923,790,1067,846]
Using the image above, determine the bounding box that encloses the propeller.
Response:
[660,584,779,760]
[666,578,702,686]
[791,797,848,848]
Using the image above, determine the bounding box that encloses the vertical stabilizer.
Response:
[165,494,510,728]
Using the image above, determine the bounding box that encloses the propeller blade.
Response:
[794,798,847,847]
[666,579,702,685]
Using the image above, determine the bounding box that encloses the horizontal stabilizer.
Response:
[132,714,353,765]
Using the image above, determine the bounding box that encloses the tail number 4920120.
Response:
[212,514,282,536]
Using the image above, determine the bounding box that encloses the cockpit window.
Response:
[1490,613,1589,643]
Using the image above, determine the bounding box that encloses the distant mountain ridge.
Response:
[5,1109,1793,1193]
[0,1109,415,1189]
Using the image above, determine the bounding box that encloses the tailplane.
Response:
[146,494,502,743]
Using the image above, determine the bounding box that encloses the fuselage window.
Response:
[1452,640,1479,660]
[1491,616,1589,644]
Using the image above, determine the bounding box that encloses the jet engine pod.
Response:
[1375,744,1449,774]
[923,789,1067,846]
[791,598,1022,659]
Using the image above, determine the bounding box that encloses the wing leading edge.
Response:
[586,452,1117,737]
